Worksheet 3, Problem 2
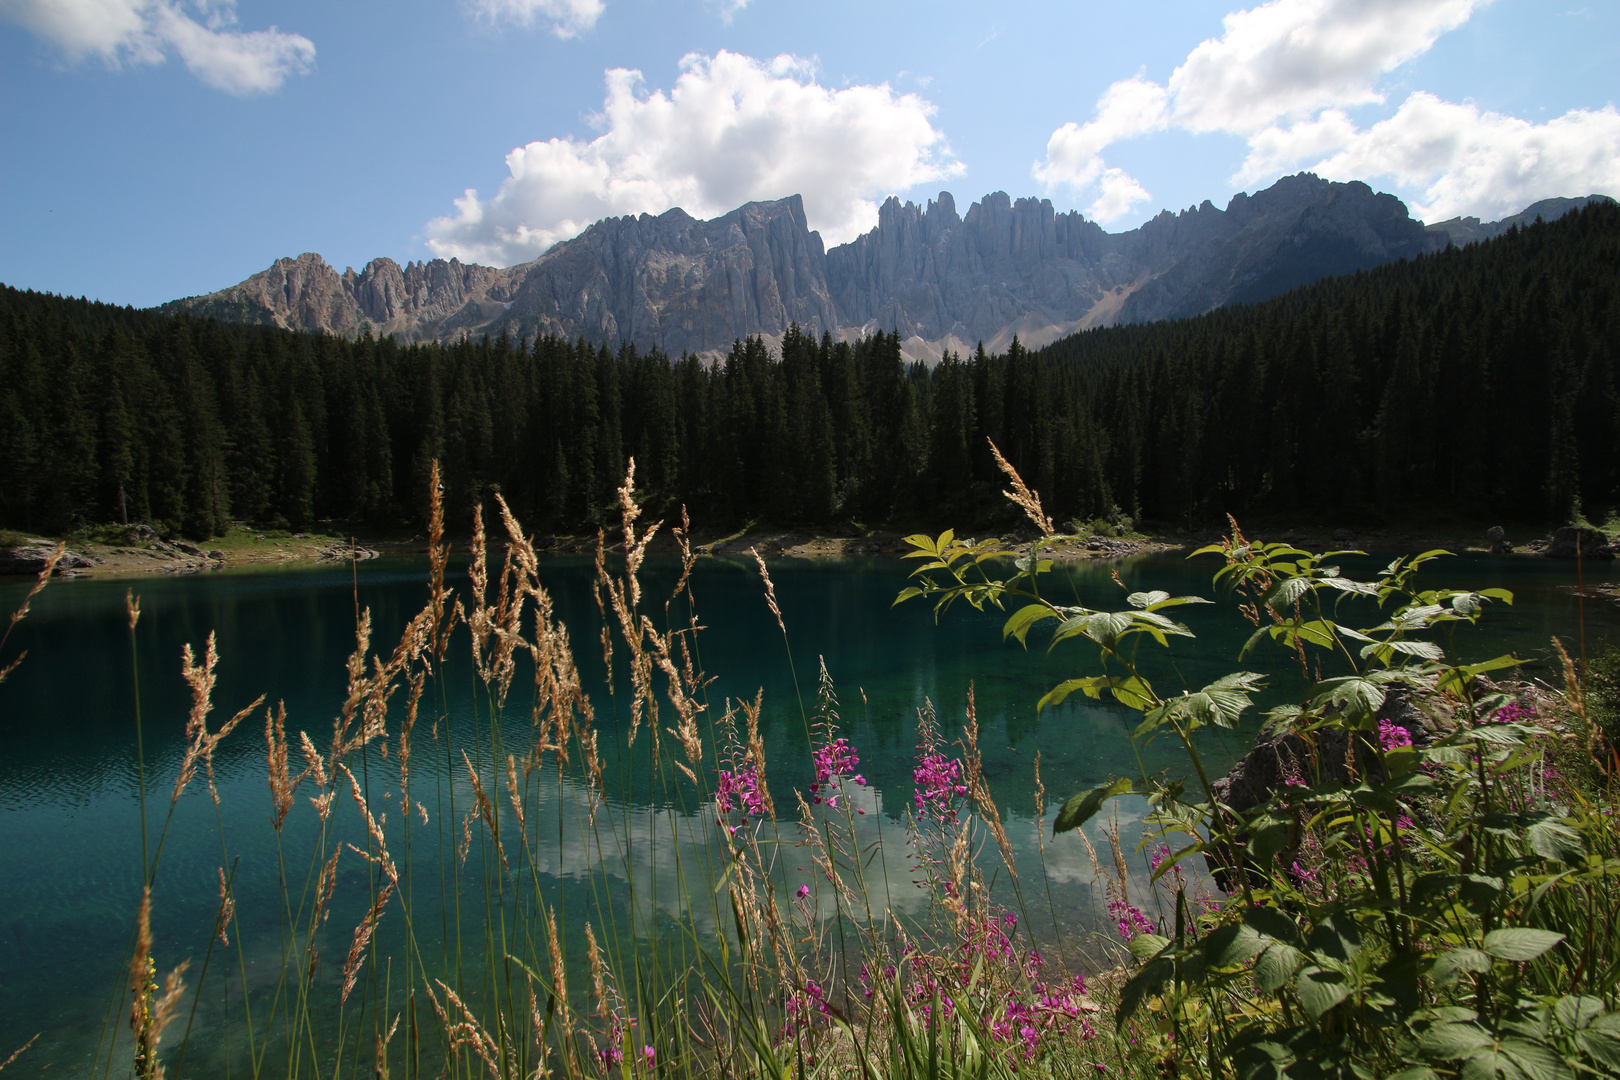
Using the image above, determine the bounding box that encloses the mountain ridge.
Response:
[163,176,1608,362]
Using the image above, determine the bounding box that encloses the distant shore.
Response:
[2,517,1610,582]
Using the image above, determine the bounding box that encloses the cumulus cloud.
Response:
[1315,93,1620,221]
[0,0,314,94]
[426,50,962,266]
[463,0,602,38]
[1033,0,1618,226]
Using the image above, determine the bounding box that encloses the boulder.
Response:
[1545,526,1613,560]
[0,545,100,575]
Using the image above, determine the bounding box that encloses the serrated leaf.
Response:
[1052,776,1132,836]
[1553,996,1607,1032]
[1203,922,1266,969]
[1244,906,1301,945]
[1036,676,1109,712]
[1128,590,1170,609]
[1421,1022,1493,1059]
[1253,942,1301,993]
[1296,966,1350,1020]
[1003,603,1056,645]
[1498,1038,1574,1080]
[1576,1030,1620,1070]
[1526,821,1583,864]
[1483,928,1564,962]
[1431,948,1492,987]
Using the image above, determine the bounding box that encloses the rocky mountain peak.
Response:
[166,174,1607,363]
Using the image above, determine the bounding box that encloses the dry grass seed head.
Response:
[961,686,1016,881]
[459,751,508,871]
[213,867,234,946]
[748,547,786,636]
[340,879,396,1006]
[0,1034,40,1073]
[0,544,62,680]
[988,439,1054,536]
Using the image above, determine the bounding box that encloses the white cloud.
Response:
[0,0,313,94]
[426,50,962,266]
[1034,0,1503,223]
[1314,93,1620,221]
[1167,0,1478,133]
[464,0,602,38]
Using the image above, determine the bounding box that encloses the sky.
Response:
[1,0,1616,308]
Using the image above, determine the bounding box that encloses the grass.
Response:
[4,455,1620,1080]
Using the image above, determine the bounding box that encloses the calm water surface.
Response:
[1,550,1616,1075]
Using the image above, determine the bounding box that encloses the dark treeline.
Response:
[2,201,1617,539]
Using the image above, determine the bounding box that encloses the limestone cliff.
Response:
[167,175,1591,361]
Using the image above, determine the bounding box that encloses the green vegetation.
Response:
[2,202,1618,540]
[900,457,1620,1078]
[3,451,1617,1079]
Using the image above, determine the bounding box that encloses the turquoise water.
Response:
[0,550,1615,1075]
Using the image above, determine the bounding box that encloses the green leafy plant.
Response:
[900,444,1620,1079]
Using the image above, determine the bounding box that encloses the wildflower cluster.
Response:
[913,751,967,822]
[809,735,865,810]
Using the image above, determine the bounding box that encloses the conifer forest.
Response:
[2,202,1616,539]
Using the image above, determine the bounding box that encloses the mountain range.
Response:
[163,176,1614,363]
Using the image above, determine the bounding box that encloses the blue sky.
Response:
[2,0,1616,308]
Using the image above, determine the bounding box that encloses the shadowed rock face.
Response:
[167,174,1578,361]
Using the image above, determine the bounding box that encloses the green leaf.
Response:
[1117,955,1174,1022]
[1576,1030,1620,1071]
[1420,1021,1493,1059]
[1483,928,1565,962]
[1431,948,1492,988]
[1128,933,1170,961]
[1295,966,1350,1020]
[1553,996,1607,1032]
[1002,603,1056,645]
[1203,922,1267,969]
[1497,1038,1574,1080]
[1253,942,1301,993]
[893,586,923,606]
[1052,776,1133,836]
[1244,906,1301,945]
[1526,820,1584,864]
[1036,676,1111,711]
[1127,590,1170,609]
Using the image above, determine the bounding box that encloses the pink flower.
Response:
[1377,719,1413,751]
[796,884,810,899]
[913,751,968,822]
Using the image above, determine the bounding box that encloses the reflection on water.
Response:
[1,550,1616,1075]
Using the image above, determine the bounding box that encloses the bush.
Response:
[901,454,1620,1079]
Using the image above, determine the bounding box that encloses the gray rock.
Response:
[167,172,1464,362]
[1545,526,1613,560]
[0,545,99,575]
[1486,525,1505,542]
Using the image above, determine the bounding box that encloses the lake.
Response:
[1,547,1615,1076]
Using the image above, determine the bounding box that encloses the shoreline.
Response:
[5,517,1610,582]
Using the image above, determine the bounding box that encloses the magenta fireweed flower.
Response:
[715,762,765,818]
[810,735,866,810]
[1377,719,1413,751]
[1107,899,1156,940]
[914,751,968,822]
